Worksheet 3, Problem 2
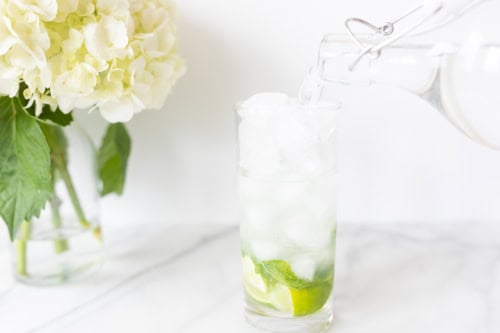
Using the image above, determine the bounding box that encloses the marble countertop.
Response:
[0,222,499,333]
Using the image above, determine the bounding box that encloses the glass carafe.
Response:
[307,0,500,148]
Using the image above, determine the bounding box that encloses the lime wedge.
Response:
[269,283,293,313]
[290,282,332,316]
[243,256,294,313]
[242,256,269,304]
[242,256,333,317]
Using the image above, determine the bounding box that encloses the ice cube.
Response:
[272,181,308,207]
[238,92,337,178]
[251,240,283,261]
[273,115,320,175]
[238,174,271,201]
[241,205,276,234]
[289,255,317,281]
[240,92,289,112]
[300,106,338,141]
[238,119,280,176]
[272,104,338,176]
[237,94,291,177]
[283,210,332,250]
[305,174,336,220]
[274,116,314,156]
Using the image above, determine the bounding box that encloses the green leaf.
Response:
[31,105,73,127]
[98,123,131,196]
[257,259,333,290]
[0,97,52,240]
[258,260,310,289]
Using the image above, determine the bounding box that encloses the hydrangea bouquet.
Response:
[0,0,184,258]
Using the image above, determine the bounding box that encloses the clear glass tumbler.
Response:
[236,93,339,333]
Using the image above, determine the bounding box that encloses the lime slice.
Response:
[269,283,293,313]
[242,256,332,316]
[243,256,294,313]
[290,282,332,316]
[242,256,268,303]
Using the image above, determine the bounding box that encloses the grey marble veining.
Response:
[0,223,499,333]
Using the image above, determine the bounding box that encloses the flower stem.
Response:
[40,123,91,230]
[50,188,69,254]
[55,158,91,229]
[16,221,31,277]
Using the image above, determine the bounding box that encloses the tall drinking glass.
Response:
[236,93,339,333]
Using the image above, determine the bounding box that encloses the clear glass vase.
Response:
[12,124,104,286]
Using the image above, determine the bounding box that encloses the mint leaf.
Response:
[257,259,334,290]
[98,123,131,196]
[258,260,311,289]
[0,97,52,240]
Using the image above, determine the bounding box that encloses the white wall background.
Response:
[3,0,496,239]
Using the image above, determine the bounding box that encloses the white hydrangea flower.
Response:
[0,0,185,123]
[52,63,98,111]
[0,59,20,96]
[83,16,129,61]
[0,17,16,56]
[100,97,139,123]
[96,0,130,19]
[6,0,58,21]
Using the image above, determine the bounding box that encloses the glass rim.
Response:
[235,94,342,113]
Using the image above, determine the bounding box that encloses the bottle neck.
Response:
[319,38,442,95]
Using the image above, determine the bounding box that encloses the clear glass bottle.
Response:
[308,0,500,148]
[12,124,104,286]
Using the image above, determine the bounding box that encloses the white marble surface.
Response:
[1,222,500,333]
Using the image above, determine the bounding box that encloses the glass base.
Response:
[13,226,104,286]
[14,255,103,286]
[245,305,333,333]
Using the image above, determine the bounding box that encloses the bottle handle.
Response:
[344,2,444,71]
